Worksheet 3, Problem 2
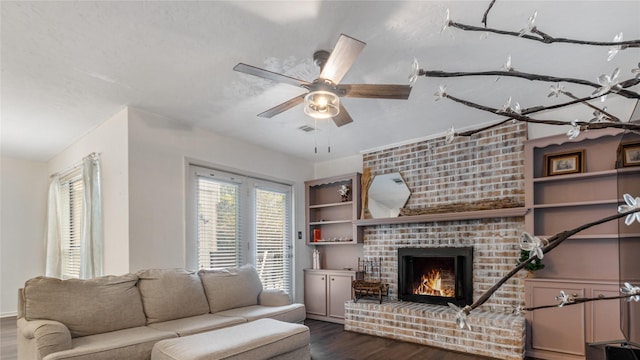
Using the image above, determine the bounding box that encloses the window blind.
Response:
[255,187,291,294]
[60,169,83,279]
[196,175,242,269]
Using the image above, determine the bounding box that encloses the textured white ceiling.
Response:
[2,1,639,162]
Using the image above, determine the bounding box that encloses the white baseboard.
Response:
[1,311,17,318]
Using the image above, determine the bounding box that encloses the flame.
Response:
[413,269,454,297]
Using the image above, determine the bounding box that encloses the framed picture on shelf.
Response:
[619,142,640,167]
[544,150,585,176]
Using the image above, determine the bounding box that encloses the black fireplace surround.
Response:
[397,247,473,306]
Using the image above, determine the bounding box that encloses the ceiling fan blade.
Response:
[319,34,366,85]
[234,63,310,88]
[257,94,305,118]
[338,84,412,99]
[332,103,354,127]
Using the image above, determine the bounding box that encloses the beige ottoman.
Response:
[151,318,310,360]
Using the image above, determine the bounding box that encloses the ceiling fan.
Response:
[233,34,412,127]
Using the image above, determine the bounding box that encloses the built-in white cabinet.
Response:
[525,279,624,360]
[304,269,356,324]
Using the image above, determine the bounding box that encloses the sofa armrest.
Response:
[259,289,291,306]
[18,317,72,359]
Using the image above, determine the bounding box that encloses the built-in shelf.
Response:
[309,201,353,209]
[534,233,640,240]
[355,207,529,226]
[309,220,352,226]
[532,166,640,184]
[532,199,619,209]
[305,173,362,245]
[533,169,616,183]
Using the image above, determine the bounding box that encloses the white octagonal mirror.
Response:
[367,172,411,218]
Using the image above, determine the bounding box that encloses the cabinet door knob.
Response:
[321,277,324,280]
[331,278,335,281]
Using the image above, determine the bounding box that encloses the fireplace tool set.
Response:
[352,257,389,304]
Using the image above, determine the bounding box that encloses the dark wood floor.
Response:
[1,317,17,360]
[1,316,498,360]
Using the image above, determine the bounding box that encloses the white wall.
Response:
[47,108,130,276]
[314,154,362,178]
[127,108,314,302]
[1,157,48,316]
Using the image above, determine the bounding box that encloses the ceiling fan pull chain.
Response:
[327,123,331,153]
[314,119,318,154]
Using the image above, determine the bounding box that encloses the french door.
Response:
[188,165,292,294]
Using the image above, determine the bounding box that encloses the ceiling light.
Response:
[303,90,340,119]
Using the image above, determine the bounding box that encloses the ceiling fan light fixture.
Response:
[303,90,340,119]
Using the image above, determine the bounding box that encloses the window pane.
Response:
[255,188,290,294]
[197,177,240,269]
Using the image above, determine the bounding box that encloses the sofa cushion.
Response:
[43,325,176,360]
[147,314,246,337]
[136,269,210,324]
[198,265,263,314]
[23,274,146,338]
[215,304,306,323]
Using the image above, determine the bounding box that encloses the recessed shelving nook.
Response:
[524,127,640,360]
[305,173,362,245]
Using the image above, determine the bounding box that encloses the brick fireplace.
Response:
[344,122,528,360]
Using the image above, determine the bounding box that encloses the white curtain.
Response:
[80,155,103,279]
[45,175,63,277]
[45,154,103,279]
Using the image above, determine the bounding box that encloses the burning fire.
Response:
[413,269,454,297]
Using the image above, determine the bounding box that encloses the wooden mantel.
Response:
[355,207,529,226]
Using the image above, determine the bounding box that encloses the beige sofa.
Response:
[17,265,306,360]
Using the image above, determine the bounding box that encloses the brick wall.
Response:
[346,122,528,359]
[362,121,527,312]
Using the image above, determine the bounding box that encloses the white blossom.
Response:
[409,58,420,87]
[499,97,521,115]
[502,55,513,72]
[445,126,456,144]
[592,68,621,102]
[618,193,640,226]
[556,290,575,307]
[621,283,640,302]
[511,305,525,315]
[520,232,548,260]
[434,85,447,101]
[567,120,581,140]
[440,9,451,33]
[547,83,565,98]
[496,55,513,82]
[448,303,472,330]
[512,101,522,115]
[519,11,537,36]
[607,32,623,61]
[589,108,609,123]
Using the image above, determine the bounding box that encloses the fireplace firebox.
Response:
[397,247,473,306]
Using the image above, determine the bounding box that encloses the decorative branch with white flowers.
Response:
[427,2,640,331]
[412,7,640,142]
